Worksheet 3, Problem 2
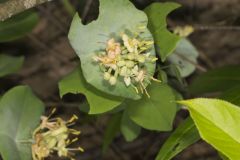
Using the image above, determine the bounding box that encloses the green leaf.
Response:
[0,0,7,3]
[0,86,44,160]
[68,0,155,100]
[219,85,240,106]
[0,10,39,42]
[179,98,240,160]
[156,117,200,160]
[0,54,24,77]
[58,66,123,114]
[121,110,141,142]
[102,113,122,153]
[156,85,240,160]
[168,38,199,77]
[189,66,240,95]
[126,82,177,131]
[144,2,181,61]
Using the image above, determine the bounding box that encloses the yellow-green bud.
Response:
[46,137,57,149]
[104,72,111,80]
[120,66,127,76]
[109,76,117,85]
[121,49,128,54]
[127,54,135,60]
[51,126,68,136]
[137,55,146,63]
[117,60,125,67]
[126,69,132,75]
[126,61,135,68]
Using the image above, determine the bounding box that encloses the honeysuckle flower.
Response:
[109,76,117,85]
[122,34,140,53]
[106,38,121,59]
[93,30,160,97]
[104,72,111,80]
[32,111,83,160]
[173,25,194,37]
[124,76,131,86]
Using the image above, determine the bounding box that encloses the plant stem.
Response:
[0,0,54,21]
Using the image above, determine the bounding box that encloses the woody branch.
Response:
[0,0,53,21]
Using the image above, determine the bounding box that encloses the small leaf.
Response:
[179,98,240,160]
[58,66,123,114]
[144,2,181,61]
[121,110,141,142]
[189,66,240,95]
[0,86,44,160]
[0,54,24,77]
[156,117,200,160]
[68,0,156,100]
[126,82,177,131]
[102,113,122,153]
[0,10,39,42]
[168,38,199,77]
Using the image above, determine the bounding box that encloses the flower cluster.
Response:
[93,32,159,97]
[32,109,83,160]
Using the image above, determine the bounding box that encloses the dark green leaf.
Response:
[156,117,200,160]
[0,54,24,77]
[102,113,122,153]
[0,0,7,3]
[121,110,141,142]
[0,10,39,42]
[58,66,123,114]
[144,2,181,61]
[219,85,240,106]
[126,82,177,131]
[0,86,44,160]
[189,66,240,95]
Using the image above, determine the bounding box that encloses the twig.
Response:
[194,25,240,31]
[0,0,55,21]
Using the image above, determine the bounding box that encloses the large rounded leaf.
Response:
[0,86,44,160]
[126,82,177,131]
[68,0,155,100]
[58,66,123,114]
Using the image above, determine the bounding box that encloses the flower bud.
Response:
[126,61,135,68]
[124,77,131,86]
[127,53,135,60]
[104,72,111,80]
[109,76,117,85]
[137,55,145,63]
[120,66,127,76]
[117,60,125,67]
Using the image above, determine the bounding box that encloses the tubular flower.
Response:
[93,31,160,97]
[32,110,83,160]
[173,25,194,37]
